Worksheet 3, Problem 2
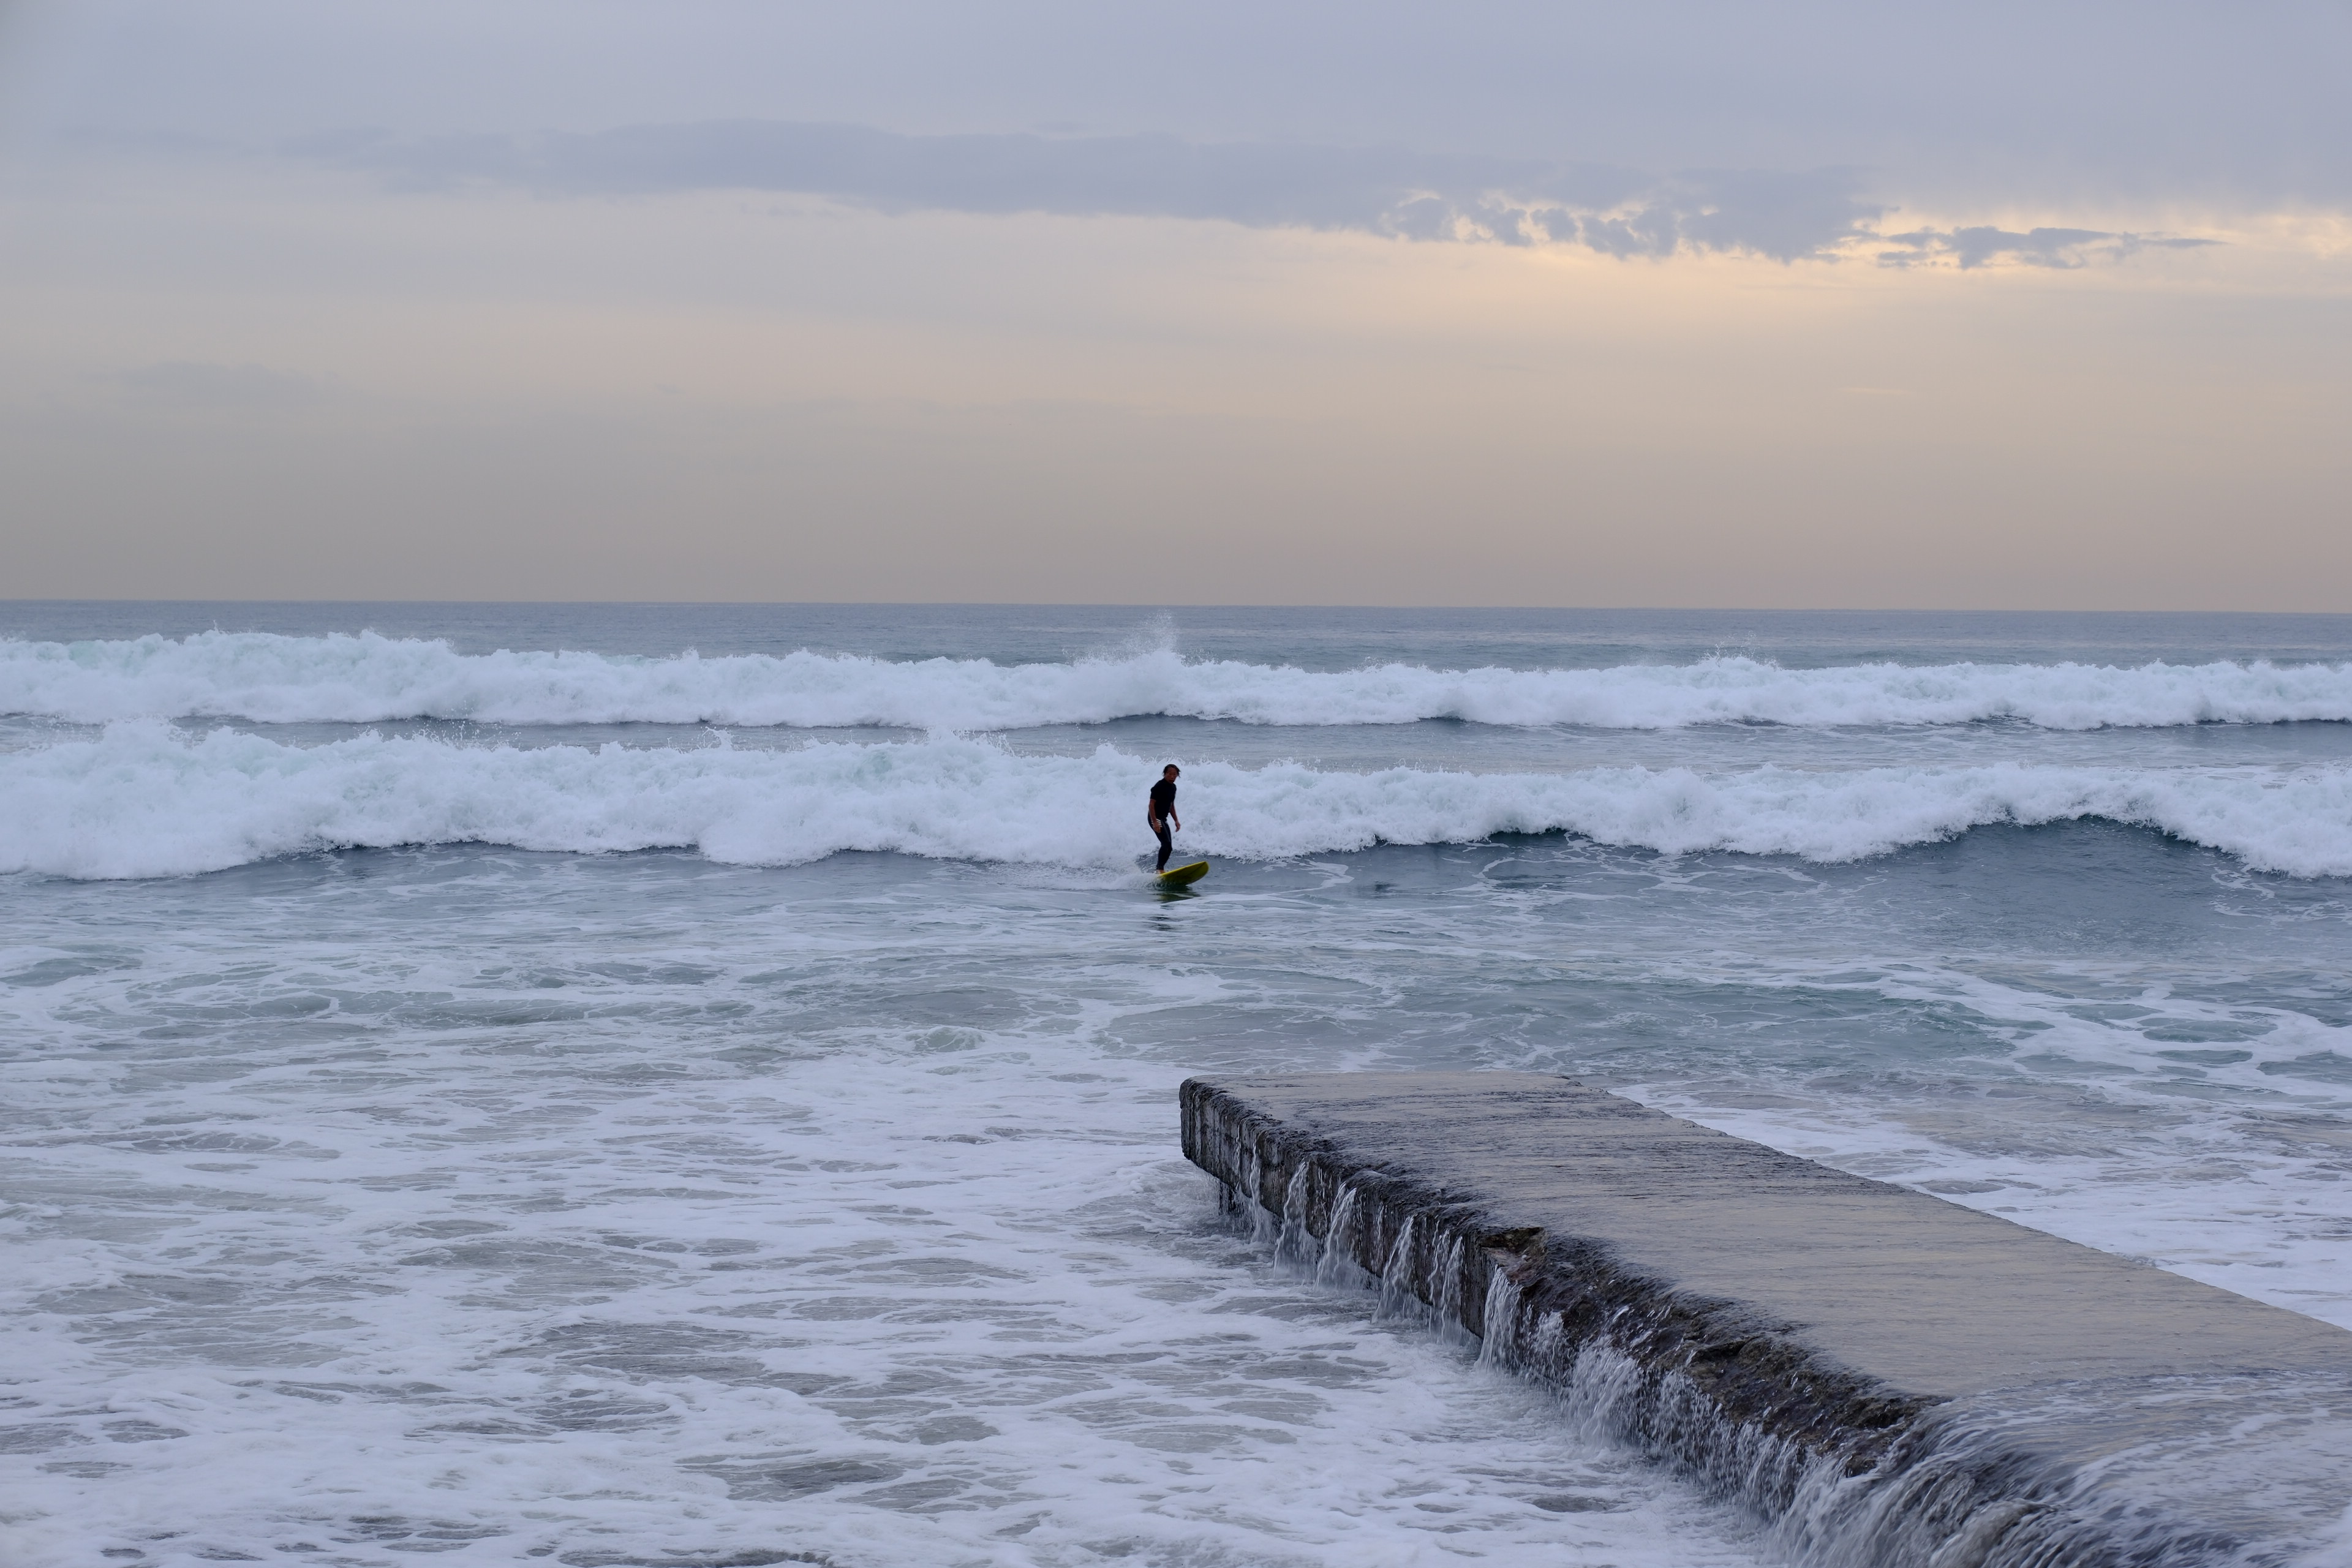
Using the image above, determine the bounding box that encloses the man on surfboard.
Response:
[1148,764,1182,872]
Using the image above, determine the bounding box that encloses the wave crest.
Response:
[7,631,2352,730]
[6,723,2350,880]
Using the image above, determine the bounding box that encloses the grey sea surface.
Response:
[2,606,2349,1566]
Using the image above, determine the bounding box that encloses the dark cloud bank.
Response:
[299,121,2207,267]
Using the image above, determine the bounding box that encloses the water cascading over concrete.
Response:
[1182,1073,2352,1568]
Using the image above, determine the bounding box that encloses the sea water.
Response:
[2,604,2348,1567]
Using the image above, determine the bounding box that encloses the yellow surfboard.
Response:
[1157,860,1210,888]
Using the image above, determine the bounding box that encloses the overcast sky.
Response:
[4,1,2348,606]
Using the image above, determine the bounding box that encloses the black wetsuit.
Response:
[1148,778,1178,870]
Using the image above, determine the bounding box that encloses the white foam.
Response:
[7,723,2352,880]
[8,632,2352,730]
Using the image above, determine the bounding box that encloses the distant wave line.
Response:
[7,631,2352,732]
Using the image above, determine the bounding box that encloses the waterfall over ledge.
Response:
[1182,1073,2352,1568]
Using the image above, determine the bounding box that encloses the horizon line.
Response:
[7,600,2351,618]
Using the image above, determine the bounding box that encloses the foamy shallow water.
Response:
[3,606,2350,1567]
[2,850,1795,1568]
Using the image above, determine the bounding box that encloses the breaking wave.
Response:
[7,723,2351,880]
[7,631,2352,730]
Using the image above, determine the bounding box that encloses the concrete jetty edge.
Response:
[1180,1072,2352,1568]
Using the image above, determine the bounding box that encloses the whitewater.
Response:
[11,629,2352,729]
[4,605,2350,1568]
[9,722,2352,880]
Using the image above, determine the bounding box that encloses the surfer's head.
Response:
[1163,764,1180,779]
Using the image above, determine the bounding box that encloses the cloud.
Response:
[1874,226,2220,270]
[294,121,1885,263]
[1533,167,1884,261]
[288,121,2228,272]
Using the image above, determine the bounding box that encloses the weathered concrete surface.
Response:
[1183,1072,2352,1567]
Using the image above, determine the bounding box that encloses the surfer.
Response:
[1147,764,1182,872]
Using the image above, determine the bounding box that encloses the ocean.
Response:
[2,603,2348,1567]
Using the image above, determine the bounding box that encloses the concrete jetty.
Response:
[1182,1072,2352,1567]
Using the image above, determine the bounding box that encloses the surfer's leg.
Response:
[1155,823,1173,871]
